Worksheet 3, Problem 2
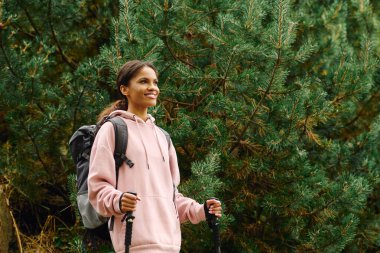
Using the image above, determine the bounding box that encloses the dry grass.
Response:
[1,173,81,253]
[2,173,77,253]
[21,215,60,253]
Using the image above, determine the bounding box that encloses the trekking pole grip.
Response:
[204,198,220,227]
[204,198,221,253]
[121,192,137,221]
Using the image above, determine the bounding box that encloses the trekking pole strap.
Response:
[123,192,137,253]
[212,224,221,253]
[124,219,134,253]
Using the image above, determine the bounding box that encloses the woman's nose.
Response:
[148,82,158,89]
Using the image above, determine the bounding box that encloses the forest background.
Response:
[0,0,380,252]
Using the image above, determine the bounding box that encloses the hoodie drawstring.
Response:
[131,114,166,169]
[149,117,166,162]
[133,115,151,169]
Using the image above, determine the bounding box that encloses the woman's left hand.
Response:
[206,199,222,218]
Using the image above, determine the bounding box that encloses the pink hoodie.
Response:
[88,110,206,253]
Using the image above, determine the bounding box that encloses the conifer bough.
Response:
[0,0,379,252]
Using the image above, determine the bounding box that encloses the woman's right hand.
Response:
[120,192,141,213]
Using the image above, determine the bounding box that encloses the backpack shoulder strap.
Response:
[107,116,133,232]
[108,117,134,188]
[157,126,171,150]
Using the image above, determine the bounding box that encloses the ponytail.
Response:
[97,99,128,122]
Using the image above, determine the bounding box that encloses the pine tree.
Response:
[0,0,117,250]
[1,0,380,252]
[79,1,380,252]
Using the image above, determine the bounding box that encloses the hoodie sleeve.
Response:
[168,139,206,224]
[88,122,123,217]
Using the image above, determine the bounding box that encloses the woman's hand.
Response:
[206,199,222,218]
[120,192,141,213]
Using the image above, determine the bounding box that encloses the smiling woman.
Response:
[97,60,159,121]
[119,65,160,119]
[87,60,222,253]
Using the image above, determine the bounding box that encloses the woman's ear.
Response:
[120,85,129,97]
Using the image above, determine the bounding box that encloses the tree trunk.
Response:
[0,184,12,253]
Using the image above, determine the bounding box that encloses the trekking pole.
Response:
[205,198,221,253]
[121,192,137,253]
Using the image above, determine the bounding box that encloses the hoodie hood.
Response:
[109,110,155,124]
[109,109,164,170]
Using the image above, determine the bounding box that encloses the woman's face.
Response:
[120,66,159,110]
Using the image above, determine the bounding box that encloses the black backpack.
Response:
[68,115,170,250]
[69,116,134,248]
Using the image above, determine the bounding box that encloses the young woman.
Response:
[88,60,222,253]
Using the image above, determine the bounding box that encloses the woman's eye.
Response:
[138,79,158,85]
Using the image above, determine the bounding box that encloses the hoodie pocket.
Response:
[132,195,181,248]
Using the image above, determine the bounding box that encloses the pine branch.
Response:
[143,43,160,59]
[161,98,194,107]
[192,79,222,109]
[186,13,212,30]
[20,121,48,173]
[30,76,46,113]
[307,198,337,217]
[47,0,77,70]
[10,23,35,38]
[161,3,197,69]
[72,86,86,133]
[284,99,299,137]
[229,51,282,154]
[221,51,235,95]
[181,145,193,159]
[339,89,380,139]
[301,105,311,137]
[257,87,299,96]
[194,49,236,108]
[115,15,121,58]
[122,0,133,42]
[0,31,20,79]
[21,4,41,37]
[271,98,300,146]
[229,0,285,154]
[163,36,197,69]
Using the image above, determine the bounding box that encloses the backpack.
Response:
[68,115,171,248]
[69,116,133,249]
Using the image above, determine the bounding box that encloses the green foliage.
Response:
[67,174,80,221]
[0,0,117,246]
[1,0,380,252]
[179,151,233,252]
[180,151,223,200]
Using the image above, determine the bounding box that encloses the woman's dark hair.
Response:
[97,60,157,121]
